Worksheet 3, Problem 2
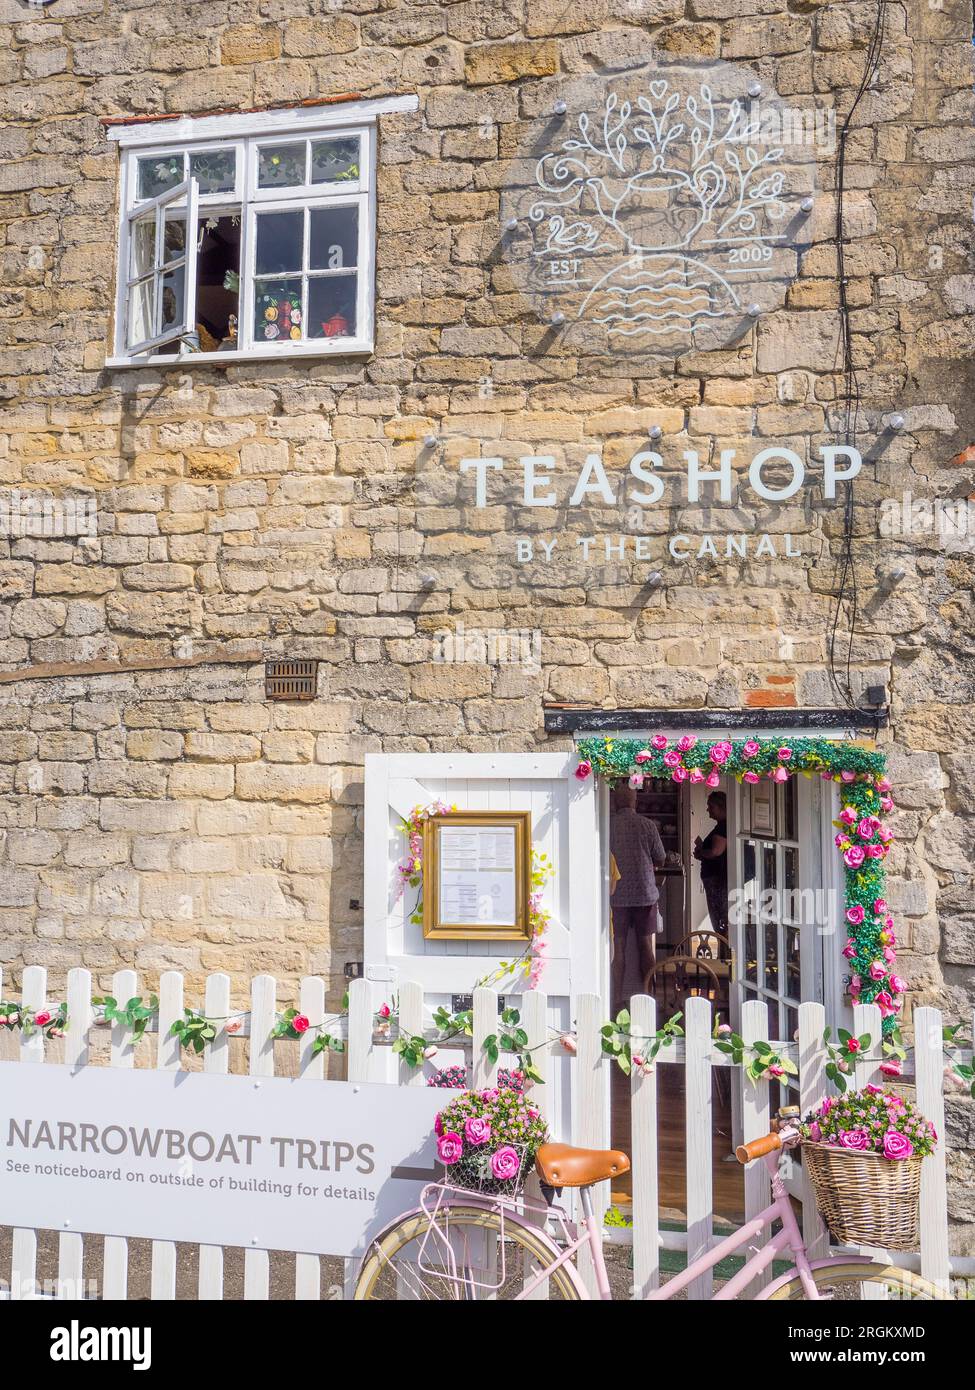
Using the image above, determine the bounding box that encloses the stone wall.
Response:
[0,0,974,1238]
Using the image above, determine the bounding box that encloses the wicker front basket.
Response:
[803,1142,922,1250]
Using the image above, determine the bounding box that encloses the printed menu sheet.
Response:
[438,825,517,926]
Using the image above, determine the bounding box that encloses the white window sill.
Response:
[105,340,374,369]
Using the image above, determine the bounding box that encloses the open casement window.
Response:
[107,106,391,366]
[125,179,199,356]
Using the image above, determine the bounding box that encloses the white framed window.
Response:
[106,97,418,366]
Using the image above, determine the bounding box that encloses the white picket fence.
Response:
[0,965,966,1299]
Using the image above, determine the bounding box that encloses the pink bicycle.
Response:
[354,1117,947,1300]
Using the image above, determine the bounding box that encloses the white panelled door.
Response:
[363,753,603,997]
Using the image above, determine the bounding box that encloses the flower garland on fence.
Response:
[576,735,903,1036]
[395,800,554,990]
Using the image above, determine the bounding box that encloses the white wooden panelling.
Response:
[521,989,550,1300]
[573,991,607,1297]
[57,968,91,1298]
[853,1003,883,1088]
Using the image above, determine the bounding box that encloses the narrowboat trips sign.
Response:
[0,1061,444,1257]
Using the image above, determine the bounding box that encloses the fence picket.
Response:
[472,986,498,1089]
[102,969,139,1299]
[574,991,606,1297]
[198,972,231,1300]
[630,993,659,1296]
[149,972,184,1300]
[344,976,374,1299]
[521,989,549,1300]
[797,1001,829,1258]
[739,998,771,1298]
[398,981,425,1087]
[684,994,713,1299]
[11,967,46,1300]
[244,974,276,1301]
[56,969,92,1299]
[914,1006,949,1291]
[296,975,326,1301]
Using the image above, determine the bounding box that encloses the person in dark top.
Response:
[610,785,666,1006]
[694,790,728,935]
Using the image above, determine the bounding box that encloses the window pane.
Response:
[308,275,357,339]
[745,922,757,985]
[138,153,184,200]
[309,206,358,270]
[255,211,303,274]
[190,149,236,194]
[127,278,155,348]
[258,142,306,188]
[781,776,797,839]
[786,926,800,998]
[196,213,241,352]
[163,217,187,263]
[254,281,303,344]
[160,265,185,331]
[130,218,156,278]
[311,136,360,184]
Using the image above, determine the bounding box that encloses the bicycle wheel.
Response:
[353,1203,582,1301]
[767,1261,951,1301]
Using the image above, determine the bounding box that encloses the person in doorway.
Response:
[694,790,728,936]
[609,786,666,1008]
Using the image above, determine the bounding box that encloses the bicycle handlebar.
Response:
[735,1124,800,1164]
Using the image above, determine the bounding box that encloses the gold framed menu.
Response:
[422,811,532,941]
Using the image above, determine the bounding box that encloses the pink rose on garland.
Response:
[844,845,865,868]
[865,845,886,859]
[292,1014,310,1034]
[838,1128,871,1150]
[882,1130,914,1161]
[671,767,688,782]
[875,991,898,1019]
[771,766,789,783]
[868,960,887,982]
[842,939,857,960]
[743,740,760,757]
[846,904,865,925]
[663,749,682,768]
[841,770,857,782]
[874,898,888,915]
[628,774,644,790]
[708,741,732,765]
[634,749,651,764]
[677,735,697,752]
[490,1146,521,1181]
[651,734,669,750]
[880,1060,902,1078]
[838,806,857,826]
[743,770,760,784]
[689,768,705,783]
[889,975,908,995]
[575,760,592,780]
[706,771,721,789]
[437,1132,463,1165]
[34,1011,51,1028]
[857,818,876,840]
[464,1116,492,1146]
[778,747,792,761]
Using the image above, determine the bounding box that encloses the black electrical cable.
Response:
[827,0,888,707]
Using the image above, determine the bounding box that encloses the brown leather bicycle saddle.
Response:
[534,1142,630,1188]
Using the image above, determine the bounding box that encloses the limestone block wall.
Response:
[0,0,973,1236]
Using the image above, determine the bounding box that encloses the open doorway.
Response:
[606,766,838,1228]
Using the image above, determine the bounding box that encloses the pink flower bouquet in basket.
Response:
[797,1085,936,1250]
[434,1088,549,1197]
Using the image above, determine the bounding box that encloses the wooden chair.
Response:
[645,955,724,1018]
[672,930,732,968]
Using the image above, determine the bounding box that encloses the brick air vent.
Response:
[265,659,317,702]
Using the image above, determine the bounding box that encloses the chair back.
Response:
[645,955,722,1015]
